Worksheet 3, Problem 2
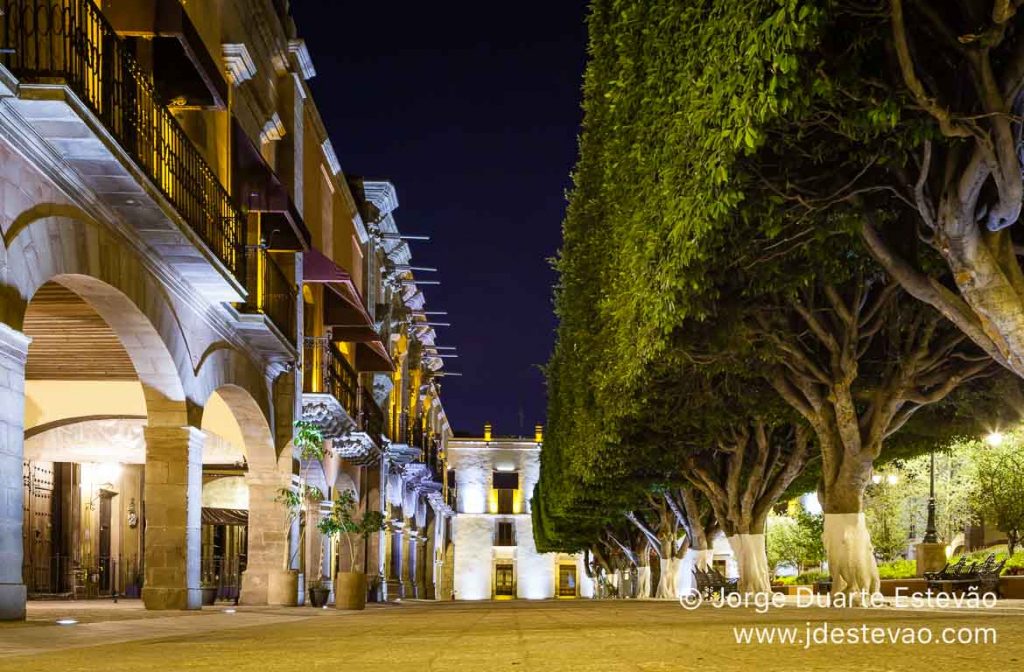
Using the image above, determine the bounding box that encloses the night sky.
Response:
[292,1,589,437]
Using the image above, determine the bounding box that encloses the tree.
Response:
[864,477,910,562]
[971,437,1024,556]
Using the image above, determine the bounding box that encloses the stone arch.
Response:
[200,384,280,473]
[4,214,191,425]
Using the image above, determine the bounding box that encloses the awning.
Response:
[105,0,227,109]
[202,508,249,526]
[303,249,395,371]
[354,340,394,372]
[232,118,311,251]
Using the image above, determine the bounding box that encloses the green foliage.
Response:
[318,489,386,569]
[877,559,916,580]
[970,435,1024,556]
[794,569,829,585]
[767,509,825,574]
[294,420,327,461]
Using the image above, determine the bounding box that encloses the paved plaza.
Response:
[1,599,1023,671]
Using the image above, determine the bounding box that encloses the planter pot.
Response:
[268,569,300,606]
[335,572,367,611]
[201,587,218,606]
[1000,576,1024,599]
[814,580,832,595]
[308,586,331,608]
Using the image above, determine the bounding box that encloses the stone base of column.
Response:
[142,586,200,611]
[385,578,404,601]
[0,583,26,620]
[915,542,948,577]
[240,568,299,606]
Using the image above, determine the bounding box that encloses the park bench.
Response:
[925,553,1005,597]
[693,567,738,600]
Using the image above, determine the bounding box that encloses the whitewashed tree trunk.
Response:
[727,534,771,594]
[611,570,622,598]
[823,513,880,597]
[655,558,677,599]
[636,565,652,599]
[677,548,715,597]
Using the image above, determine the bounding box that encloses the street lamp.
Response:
[923,450,939,544]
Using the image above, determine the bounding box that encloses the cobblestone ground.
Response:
[1,598,1023,671]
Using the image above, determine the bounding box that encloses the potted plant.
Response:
[307,578,331,607]
[274,420,328,606]
[201,580,218,606]
[318,489,386,610]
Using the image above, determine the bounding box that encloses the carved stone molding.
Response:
[222,43,257,85]
[260,112,286,143]
[301,393,355,440]
[288,39,316,80]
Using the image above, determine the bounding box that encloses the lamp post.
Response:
[922,450,938,544]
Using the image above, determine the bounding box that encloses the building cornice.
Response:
[222,43,258,85]
[288,39,317,80]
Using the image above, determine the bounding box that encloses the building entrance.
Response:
[495,563,515,597]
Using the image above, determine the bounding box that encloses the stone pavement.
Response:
[0,598,1022,671]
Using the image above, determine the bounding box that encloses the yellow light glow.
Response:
[512,490,522,514]
[871,474,882,485]
[886,474,898,485]
[488,488,498,514]
[986,431,1005,447]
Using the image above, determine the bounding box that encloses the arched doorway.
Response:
[201,385,294,606]
[11,275,198,614]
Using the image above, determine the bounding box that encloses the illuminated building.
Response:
[0,0,453,619]
[446,425,593,600]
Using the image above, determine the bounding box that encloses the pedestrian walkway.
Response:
[1,599,1022,671]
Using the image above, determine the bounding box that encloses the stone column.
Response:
[240,470,294,605]
[142,426,203,610]
[414,537,428,598]
[0,324,29,620]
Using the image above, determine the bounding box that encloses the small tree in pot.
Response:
[318,489,386,610]
[275,420,327,606]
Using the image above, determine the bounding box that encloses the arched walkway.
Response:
[201,386,295,606]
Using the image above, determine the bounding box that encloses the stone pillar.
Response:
[143,426,203,610]
[915,542,947,577]
[414,537,428,598]
[0,324,29,620]
[240,471,293,605]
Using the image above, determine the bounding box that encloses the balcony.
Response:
[235,246,297,346]
[0,0,246,301]
[303,337,358,425]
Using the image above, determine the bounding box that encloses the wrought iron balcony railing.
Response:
[0,0,246,280]
[239,247,296,343]
[303,337,358,419]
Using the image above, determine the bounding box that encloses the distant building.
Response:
[446,425,593,600]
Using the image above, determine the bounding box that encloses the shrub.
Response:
[877,559,916,580]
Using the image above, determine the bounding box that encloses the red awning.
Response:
[354,340,394,372]
[304,249,393,371]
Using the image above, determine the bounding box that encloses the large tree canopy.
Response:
[538,0,1023,596]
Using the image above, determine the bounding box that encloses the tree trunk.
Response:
[821,448,880,596]
[727,529,771,595]
[1008,532,1019,559]
[655,556,678,599]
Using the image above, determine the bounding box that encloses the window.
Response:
[494,521,516,546]
[492,471,518,515]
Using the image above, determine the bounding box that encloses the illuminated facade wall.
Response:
[448,435,591,600]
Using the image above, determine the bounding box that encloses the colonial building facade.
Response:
[0,0,454,620]
[447,426,593,600]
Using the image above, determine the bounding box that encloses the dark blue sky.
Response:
[293,1,589,436]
